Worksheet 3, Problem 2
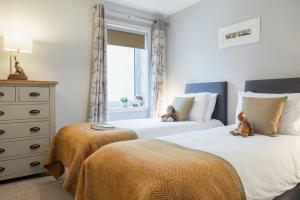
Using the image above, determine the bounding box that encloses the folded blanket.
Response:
[44,123,137,195]
[76,139,246,200]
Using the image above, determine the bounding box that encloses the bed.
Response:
[244,77,300,200]
[109,118,223,139]
[75,77,300,200]
[44,81,227,195]
[109,81,228,138]
[159,126,300,200]
[160,77,300,200]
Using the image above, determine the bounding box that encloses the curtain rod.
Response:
[107,8,156,23]
[92,5,156,23]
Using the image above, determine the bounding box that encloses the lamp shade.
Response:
[4,34,32,53]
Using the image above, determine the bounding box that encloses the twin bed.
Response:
[46,78,300,200]
[109,81,228,138]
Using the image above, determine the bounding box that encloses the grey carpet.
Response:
[0,174,73,200]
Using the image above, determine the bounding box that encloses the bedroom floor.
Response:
[0,174,73,200]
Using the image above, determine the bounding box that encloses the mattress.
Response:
[109,118,224,139]
[159,125,300,200]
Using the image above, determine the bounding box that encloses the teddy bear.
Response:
[161,105,176,122]
[230,111,254,137]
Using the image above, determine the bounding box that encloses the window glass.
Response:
[107,45,135,102]
[106,26,149,109]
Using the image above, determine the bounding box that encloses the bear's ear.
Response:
[171,106,176,112]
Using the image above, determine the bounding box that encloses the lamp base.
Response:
[7,73,28,80]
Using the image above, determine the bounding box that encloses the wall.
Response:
[167,0,300,124]
[92,0,162,22]
[108,108,149,120]
[0,0,160,129]
[0,0,92,130]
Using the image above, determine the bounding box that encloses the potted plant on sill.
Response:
[120,97,129,108]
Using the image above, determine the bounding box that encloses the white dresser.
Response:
[0,80,57,181]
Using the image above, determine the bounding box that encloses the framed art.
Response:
[219,17,261,48]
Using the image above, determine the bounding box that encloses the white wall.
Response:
[167,0,300,124]
[0,0,161,129]
[0,0,92,130]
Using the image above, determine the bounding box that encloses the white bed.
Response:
[159,125,300,200]
[108,81,228,139]
[109,118,224,139]
[157,78,300,200]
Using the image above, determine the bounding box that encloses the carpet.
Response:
[0,173,73,200]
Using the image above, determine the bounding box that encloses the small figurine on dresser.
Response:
[7,55,28,80]
[161,105,177,122]
[230,111,254,137]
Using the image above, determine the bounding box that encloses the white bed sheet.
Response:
[158,125,300,200]
[109,118,224,139]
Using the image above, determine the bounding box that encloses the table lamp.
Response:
[3,34,32,80]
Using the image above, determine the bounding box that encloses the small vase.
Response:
[122,102,128,107]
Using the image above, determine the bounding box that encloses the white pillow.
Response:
[235,91,300,135]
[180,93,210,122]
[204,93,218,121]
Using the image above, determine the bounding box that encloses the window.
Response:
[106,26,149,108]
[107,45,135,102]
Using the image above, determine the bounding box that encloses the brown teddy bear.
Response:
[161,106,176,122]
[230,112,254,137]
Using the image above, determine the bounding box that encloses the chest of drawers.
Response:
[0,80,57,181]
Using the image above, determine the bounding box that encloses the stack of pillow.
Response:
[169,92,218,122]
[236,92,300,136]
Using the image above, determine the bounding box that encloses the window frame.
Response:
[105,19,151,109]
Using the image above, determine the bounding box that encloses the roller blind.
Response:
[107,29,145,49]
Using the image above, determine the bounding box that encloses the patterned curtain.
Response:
[150,20,168,118]
[88,4,107,123]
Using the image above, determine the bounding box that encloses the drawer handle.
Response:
[30,161,41,167]
[0,148,5,153]
[30,144,41,150]
[0,167,5,172]
[29,92,40,97]
[0,130,5,135]
[0,111,5,116]
[30,127,41,132]
[29,110,40,115]
[0,92,4,97]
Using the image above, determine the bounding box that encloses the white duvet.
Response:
[109,118,223,139]
[159,125,300,200]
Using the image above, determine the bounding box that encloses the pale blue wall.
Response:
[167,0,300,124]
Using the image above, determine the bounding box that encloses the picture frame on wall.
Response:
[219,17,261,49]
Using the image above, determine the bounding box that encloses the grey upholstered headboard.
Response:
[185,82,228,125]
[245,77,300,93]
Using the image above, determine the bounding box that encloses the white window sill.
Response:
[108,106,149,113]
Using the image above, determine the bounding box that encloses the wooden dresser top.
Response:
[0,80,58,85]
